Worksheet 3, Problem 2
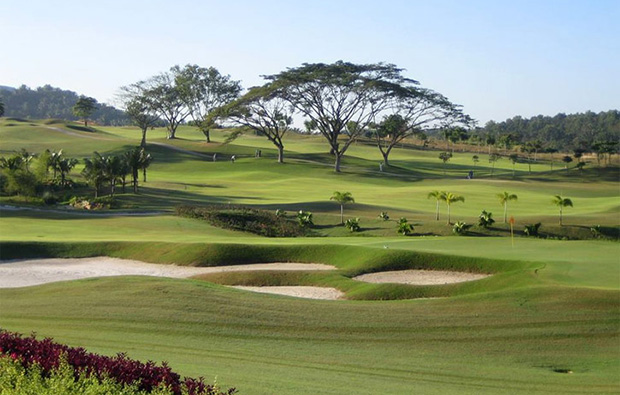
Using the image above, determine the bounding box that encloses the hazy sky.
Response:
[1,0,618,124]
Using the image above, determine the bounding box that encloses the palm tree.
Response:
[497,191,518,223]
[82,152,106,198]
[140,149,152,182]
[55,157,79,187]
[552,195,573,226]
[442,192,465,224]
[330,191,355,224]
[427,190,446,221]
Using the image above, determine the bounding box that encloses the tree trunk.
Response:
[141,128,147,148]
[559,207,563,226]
[503,203,507,223]
[167,126,176,139]
[381,151,390,167]
[447,204,451,225]
[203,129,211,143]
[334,154,342,172]
[340,205,344,224]
[110,181,115,197]
[143,168,147,182]
[435,201,440,221]
[84,120,88,127]
[278,146,284,163]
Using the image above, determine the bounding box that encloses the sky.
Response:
[1,0,618,124]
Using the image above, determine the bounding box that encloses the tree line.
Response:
[0,85,129,125]
[120,61,472,171]
[476,110,619,152]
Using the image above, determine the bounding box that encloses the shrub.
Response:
[452,221,472,235]
[524,223,541,237]
[478,210,495,228]
[344,218,361,232]
[176,205,309,237]
[378,211,389,221]
[0,329,236,395]
[296,210,314,228]
[275,209,286,217]
[397,217,414,235]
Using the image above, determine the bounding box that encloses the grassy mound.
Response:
[0,241,535,300]
[176,205,310,237]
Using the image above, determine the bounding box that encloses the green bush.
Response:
[344,218,361,232]
[524,223,541,237]
[176,205,310,237]
[296,210,314,228]
[397,217,414,235]
[478,210,495,228]
[452,221,472,235]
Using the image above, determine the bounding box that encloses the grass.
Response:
[0,118,618,394]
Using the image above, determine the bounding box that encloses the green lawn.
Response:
[0,119,618,394]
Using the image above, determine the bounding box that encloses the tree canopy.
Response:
[264,61,416,172]
[72,96,98,127]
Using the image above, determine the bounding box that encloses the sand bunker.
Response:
[0,257,336,289]
[353,269,489,285]
[231,286,344,300]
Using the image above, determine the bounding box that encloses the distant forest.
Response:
[475,111,619,151]
[0,85,129,125]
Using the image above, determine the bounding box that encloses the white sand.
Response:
[0,257,336,289]
[353,269,489,285]
[231,286,344,300]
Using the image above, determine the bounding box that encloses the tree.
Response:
[508,153,519,177]
[438,152,452,175]
[266,61,414,172]
[102,155,124,197]
[54,156,78,187]
[122,65,196,139]
[140,150,152,182]
[441,192,465,224]
[330,191,355,224]
[427,190,446,221]
[472,155,479,168]
[123,96,160,148]
[488,153,501,176]
[216,84,292,163]
[72,96,98,127]
[551,195,573,226]
[373,88,470,166]
[520,142,536,173]
[182,65,242,143]
[0,99,4,117]
[125,147,141,193]
[82,152,106,198]
[561,155,573,173]
[497,191,518,223]
[545,147,558,170]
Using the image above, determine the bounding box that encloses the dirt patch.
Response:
[353,269,490,285]
[0,257,336,288]
[231,286,344,300]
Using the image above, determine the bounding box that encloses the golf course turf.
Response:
[0,119,618,394]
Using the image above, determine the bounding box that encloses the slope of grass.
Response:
[0,277,617,394]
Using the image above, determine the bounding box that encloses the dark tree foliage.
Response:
[0,85,129,125]
[477,110,619,151]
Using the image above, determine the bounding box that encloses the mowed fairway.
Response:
[0,120,619,394]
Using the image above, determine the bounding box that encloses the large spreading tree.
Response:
[182,65,242,143]
[122,65,196,139]
[265,61,414,172]
[372,88,470,166]
[216,84,293,163]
